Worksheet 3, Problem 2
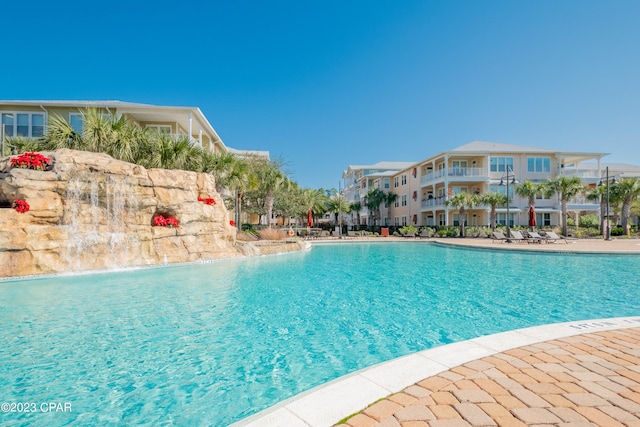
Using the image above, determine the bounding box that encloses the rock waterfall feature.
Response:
[0,149,243,277]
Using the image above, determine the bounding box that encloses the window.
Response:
[490,157,514,172]
[401,174,407,185]
[438,213,445,226]
[394,177,399,188]
[394,199,399,208]
[402,216,407,226]
[453,214,466,226]
[146,125,172,134]
[536,213,551,226]
[452,160,467,175]
[383,178,390,189]
[489,185,514,199]
[496,213,515,226]
[527,157,551,173]
[394,217,399,226]
[69,113,84,133]
[2,114,14,137]
[452,186,468,194]
[401,195,407,206]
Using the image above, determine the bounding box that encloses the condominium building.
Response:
[346,141,640,229]
[342,161,416,226]
[0,100,265,156]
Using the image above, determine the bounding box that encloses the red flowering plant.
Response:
[10,152,52,171]
[153,213,179,228]
[229,220,236,227]
[197,197,216,205]
[12,199,30,213]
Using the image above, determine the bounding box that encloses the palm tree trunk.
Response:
[622,196,632,232]
[561,199,568,237]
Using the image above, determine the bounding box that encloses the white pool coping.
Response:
[232,316,640,427]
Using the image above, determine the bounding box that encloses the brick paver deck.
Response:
[338,327,640,427]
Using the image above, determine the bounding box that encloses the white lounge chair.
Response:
[509,230,529,244]
[544,231,567,243]
[492,231,507,243]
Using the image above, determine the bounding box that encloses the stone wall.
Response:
[0,149,245,277]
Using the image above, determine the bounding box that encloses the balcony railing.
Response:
[421,196,447,208]
[562,169,601,179]
[421,167,488,184]
[568,196,599,206]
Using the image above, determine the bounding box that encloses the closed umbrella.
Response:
[307,209,313,227]
[528,205,537,229]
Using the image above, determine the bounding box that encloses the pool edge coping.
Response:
[232,315,640,427]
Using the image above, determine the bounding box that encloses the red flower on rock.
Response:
[153,214,179,228]
[12,199,30,213]
[198,197,216,205]
[10,152,51,171]
[229,220,236,227]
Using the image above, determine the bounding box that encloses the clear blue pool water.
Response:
[1,242,638,426]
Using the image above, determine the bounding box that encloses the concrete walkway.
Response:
[340,326,640,427]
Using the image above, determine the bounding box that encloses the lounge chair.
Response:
[491,231,507,243]
[404,231,416,238]
[544,231,567,243]
[509,230,529,244]
[527,231,546,244]
[418,229,430,239]
[347,231,357,239]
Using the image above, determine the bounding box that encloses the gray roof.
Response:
[346,161,415,170]
[451,141,607,157]
[0,100,178,109]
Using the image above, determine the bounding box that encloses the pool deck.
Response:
[237,239,640,427]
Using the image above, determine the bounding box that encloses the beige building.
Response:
[345,141,637,229]
[0,100,230,154]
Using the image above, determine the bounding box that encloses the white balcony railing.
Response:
[421,167,488,184]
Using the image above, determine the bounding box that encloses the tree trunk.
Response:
[561,199,568,237]
[490,208,496,231]
[266,190,274,229]
[459,207,465,237]
[622,196,632,232]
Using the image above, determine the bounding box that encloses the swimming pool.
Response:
[1,242,638,426]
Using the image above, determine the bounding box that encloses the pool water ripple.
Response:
[0,242,638,426]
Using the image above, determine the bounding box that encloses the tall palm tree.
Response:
[326,196,350,228]
[586,184,607,236]
[364,188,386,226]
[547,176,583,237]
[350,201,362,228]
[479,192,508,231]
[252,159,290,228]
[516,181,549,230]
[445,191,478,237]
[612,178,640,233]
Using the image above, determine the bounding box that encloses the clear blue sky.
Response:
[3,0,639,190]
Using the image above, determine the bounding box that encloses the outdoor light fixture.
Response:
[500,165,517,241]
[598,166,617,241]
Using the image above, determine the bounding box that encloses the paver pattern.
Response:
[338,327,640,427]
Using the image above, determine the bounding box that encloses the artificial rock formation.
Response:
[0,149,243,277]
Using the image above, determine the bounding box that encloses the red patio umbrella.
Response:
[307,209,313,227]
[528,205,537,228]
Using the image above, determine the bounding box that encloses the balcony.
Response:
[421,196,447,208]
[567,196,600,211]
[421,167,488,185]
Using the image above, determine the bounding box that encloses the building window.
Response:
[496,213,515,226]
[146,125,172,134]
[438,213,445,226]
[383,178,390,189]
[394,217,399,226]
[490,157,514,172]
[452,186,468,194]
[401,195,407,206]
[69,113,84,133]
[489,185,514,199]
[402,216,407,226]
[394,199,399,208]
[1,112,45,138]
[527,157,551,173]
[536,212,551,226]
[394,177,399,188]
[401,174,407,185]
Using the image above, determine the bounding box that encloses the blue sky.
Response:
[3,1,640,190]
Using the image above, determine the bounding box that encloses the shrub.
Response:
[578,214,599,229]
[611,226,624,236]
[399,225,418,235]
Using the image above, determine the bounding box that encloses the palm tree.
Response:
[43,113,82,149]
[251,159,290,228]
[547,176,583,237]
[350,201,362,228]
[516,181,549,230]
[479,192,508,231]
[586,184,607,236]
[326,196,350,228]
[364,188,386,226]
[612,178,640,234]
[445,191,478,237]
